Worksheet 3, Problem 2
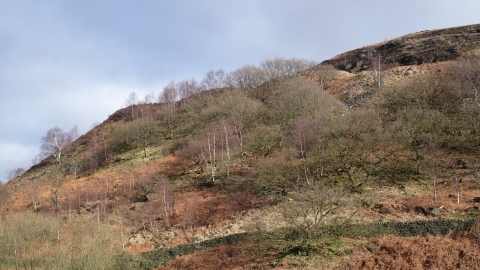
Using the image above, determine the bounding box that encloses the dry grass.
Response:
[368,177,480,221]
[0,212,122,269]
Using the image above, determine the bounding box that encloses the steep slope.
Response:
[301,23,480,107]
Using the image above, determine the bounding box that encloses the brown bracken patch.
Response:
[154,243,274,270]
[342,224,480,269]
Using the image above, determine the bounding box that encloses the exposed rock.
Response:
[429,207,442,216]
[321,23,480,73]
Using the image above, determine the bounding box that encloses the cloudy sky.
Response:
[1,0,479,182]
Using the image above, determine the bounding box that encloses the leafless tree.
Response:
[201,132,217,182]
[453,160,461,204]
[69,125,79,150]
[223,120,231,177]
[40,126,72,163]
[260,57,288,80]
[143,92,156,119]
[158,81,178,139]
[284,58,317,75]
[281,185,354,231]
[202,69,226,92]
[447,57,480,136]
[72,157,79,179]
[426,159,438,200]
[178,78,202,101]
[183,192,200,229]
[331,109,395,188]
[87,131,103,172]
[260,57,317,80]
[225,65,268,89]
[367,46,382,86]
[125,92,138,121]
[398,108,441,175]
[144,92,155,104]
[6,167,26,181]
[221,91,264,151]
[119,217,126,251]
[159,80,178,104]
[29,176,40,210]
[156,175,174,227]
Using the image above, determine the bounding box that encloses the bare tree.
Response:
[144,92,155,119]
[367,46,382,86]
[260,57,317,80]
[29,176,40,210]
[159,81,178,104]
[183,192,200,229]
[156,175,174,227]
[119,217,126,251]
[144,91,156,119]
[207,133,217,182]
[456,57,480,108]
[69,125,79,150]
[201,69,226,92]
[87,131,104,173]
[72,157,79,179]
[159,81,178,139]
[330,109,395,189]
[222,90,265,151]
[40,126,72,163]
[125,92,138,121]
[178,78,202,101]
[225,65,268,90]
[223,120,231,177]
[453,160,461,204]
[5,167,26,181]
[284,58,317,75]
[260,57,288,80]
[280,185,355,240]
[144,92,155,105]
[201,132,217,182]
[398,108,442,175]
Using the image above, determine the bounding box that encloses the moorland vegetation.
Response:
[2,24,480,269]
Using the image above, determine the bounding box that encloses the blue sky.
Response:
[1,0,480,182]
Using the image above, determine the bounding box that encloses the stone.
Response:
[429,207,441,216]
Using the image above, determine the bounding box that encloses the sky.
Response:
[1,0,479,182]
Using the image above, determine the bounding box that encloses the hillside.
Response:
[323,23,480,73]
[2,23,480,269]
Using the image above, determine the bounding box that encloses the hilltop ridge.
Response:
[322,23,480,73]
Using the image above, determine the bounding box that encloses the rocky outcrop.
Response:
[321,24,480,73]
